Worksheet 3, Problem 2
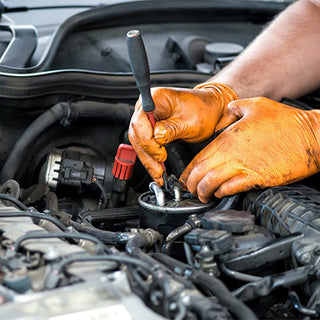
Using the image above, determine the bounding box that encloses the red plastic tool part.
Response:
[112,144,137,180]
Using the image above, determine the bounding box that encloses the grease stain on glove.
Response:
[180,97,320,203]
[128,83,238,185]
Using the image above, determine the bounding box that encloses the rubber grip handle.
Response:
[127,30,155,112]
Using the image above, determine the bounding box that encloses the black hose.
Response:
[126,230,161,252]
[0,100,132,183]
[128,234,240,320]
[45,191,59,213]
[0,103,66,183]
[151,252,192,277]
[165,143,189,177]
[192,270,258,320]
[0,193,28,210]
[213,194,240,211]
[45,192,122,248]
[44,192,134,246]
[162,223,192,255]
[152,253,257,320]
[126,230,163,266]
[288,290,318,317]
[57,255,155,275]
[0,211,68,231]
[93,178,108,208]
[69,220,131,245]
[47,255,157,289]
[75,101,132,123]
[0,180,20,200]
[126,233,149,257]
[13,231,108,254]
[219,262,262,283]
[183,242,195,267]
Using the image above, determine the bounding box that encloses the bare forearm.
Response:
[210,0,320,100]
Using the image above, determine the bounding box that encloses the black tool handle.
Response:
[127,30,155,112]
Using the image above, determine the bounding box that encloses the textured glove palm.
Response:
[180,97,320,203]
[128,83,238,185]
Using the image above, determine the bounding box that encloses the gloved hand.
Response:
[180,97,320,203]
[128,83,238,185]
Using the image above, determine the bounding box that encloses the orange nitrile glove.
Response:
[180,97,320,203]
[128,83,238,185]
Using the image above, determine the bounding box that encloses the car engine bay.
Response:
[0,1,320,319]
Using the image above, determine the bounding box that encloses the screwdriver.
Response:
[127,29,168,191]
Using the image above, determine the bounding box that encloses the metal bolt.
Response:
[44,247,59,261]
[101,47,112,57]
[300,252,312,264]
[181,294,190,305]
[169,303,177,311]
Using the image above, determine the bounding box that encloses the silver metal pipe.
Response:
[173,185,182,202]
[149,182,166,206]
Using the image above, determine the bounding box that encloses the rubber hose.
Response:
[69,220,130,245]
[166,143,189,178]
[0,193,29,211]
[192,270,258,320]
[152,252,257,320]
[0,101,132,183]
[0,179,20,199]
[213,194,240,211]
[0,211,68,232]
[126,231,163,266]
[75,100,131,124]
[126,233,149,256]
[162,223,192,255]
[151,252,191,276]
[0,103,65,183]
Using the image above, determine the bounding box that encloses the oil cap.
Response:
[204,42,244,65]
[202,210,255,233]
